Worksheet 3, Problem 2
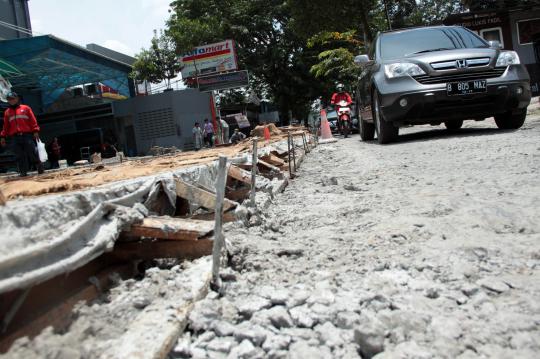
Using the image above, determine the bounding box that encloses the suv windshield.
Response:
[380,27,488,60]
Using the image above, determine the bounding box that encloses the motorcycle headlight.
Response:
[496,51,520,67]
[384,63,426,79]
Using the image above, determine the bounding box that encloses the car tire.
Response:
[359,113,375,141]
[494,110,526,129]
[444,120,463,130]
[373,92,398,144]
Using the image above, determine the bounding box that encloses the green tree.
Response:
[167,0,322,123]
[308,31,363,95]
[131,30,182,89]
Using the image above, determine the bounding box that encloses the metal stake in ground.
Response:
[211,155,228,290]
[287,132,293,177]
[291,133,297,173]
[302,133,309,153]
[250,138,258,205]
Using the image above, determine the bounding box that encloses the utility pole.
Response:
[384,0,392,31]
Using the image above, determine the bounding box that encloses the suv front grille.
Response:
[413,67,507,84]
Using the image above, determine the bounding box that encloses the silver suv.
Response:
[354,26,532,144]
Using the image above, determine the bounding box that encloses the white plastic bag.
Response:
[36,139,48,163]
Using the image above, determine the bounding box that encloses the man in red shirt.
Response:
[0,92,44,176]
[330,83,353,109]
[330,84,353,134]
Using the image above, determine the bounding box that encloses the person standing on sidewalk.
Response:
[192,122,204,150]
[203,118,214,148]
[0,92,44,176]
[220,117,229,144]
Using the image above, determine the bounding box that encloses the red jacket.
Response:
[1,104,40,137]
[331,92,352,106]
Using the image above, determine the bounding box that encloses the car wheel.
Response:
[494,110,526,129]
[359,110,375,141]
[444,120,463,130]
[373,92,398,144]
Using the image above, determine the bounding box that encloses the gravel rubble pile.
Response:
[170,117,540,359]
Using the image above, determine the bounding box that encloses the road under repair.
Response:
[3,112,540,358]
[170,113,540,358]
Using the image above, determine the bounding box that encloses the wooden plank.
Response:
[227,165,252,185]
[122,217,214,241]
[0,264,133,353]
[261,153,285,167]
[226,187,250,202]
[175,179,238,212]
[257,159,282,173]
[109,240,213,262]
[271,149,289,158]
[191,211,236,223]
[237,163,252,171]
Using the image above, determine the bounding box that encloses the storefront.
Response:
[445,7,540,96]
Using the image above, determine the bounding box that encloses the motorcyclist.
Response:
[330,83,352,110]
[330,84,353,135]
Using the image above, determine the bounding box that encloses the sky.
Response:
[28,0,173,57]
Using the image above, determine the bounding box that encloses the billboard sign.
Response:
[197,70,249,92]
[180,40,238,78]
[225,113,251,129]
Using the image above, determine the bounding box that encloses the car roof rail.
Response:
[380,24,453,34]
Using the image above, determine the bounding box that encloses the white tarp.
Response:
[0,74,12,102]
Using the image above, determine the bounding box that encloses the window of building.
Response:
[480,27,504,47]
[517,18,540,45]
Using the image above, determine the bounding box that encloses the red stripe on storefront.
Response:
[183,49,232,62]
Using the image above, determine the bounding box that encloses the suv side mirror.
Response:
[354,54,371,65]
[488,40,502,49]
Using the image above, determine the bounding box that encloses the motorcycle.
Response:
[337,100,352,138]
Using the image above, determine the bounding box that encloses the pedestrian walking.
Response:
[203,118,214,148]
[220,118,229,144]
[0,92,44,177]
[192,122,204,150]
[230,128,246,144]
[48,137,61,168]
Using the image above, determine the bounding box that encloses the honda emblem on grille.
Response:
[456,59,468,68]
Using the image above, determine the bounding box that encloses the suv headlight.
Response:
[496,51,520,67]
[384,63,426,79]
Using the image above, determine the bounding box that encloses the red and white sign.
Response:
[180,40,238,79]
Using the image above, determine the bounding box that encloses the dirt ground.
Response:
[0,131,295,201]
[171,113,540,358]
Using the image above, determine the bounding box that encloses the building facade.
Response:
[113,89,213,156]
[445,7,540,95]
[0,0,32,40]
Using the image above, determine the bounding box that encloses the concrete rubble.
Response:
[2,111,540,359]
[0,136,305,358]
[169,116,540,358]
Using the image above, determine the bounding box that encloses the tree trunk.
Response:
[358,0,374,44]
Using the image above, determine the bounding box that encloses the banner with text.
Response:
[180,40,238,79]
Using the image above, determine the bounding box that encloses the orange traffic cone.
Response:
[319,109,337,143]
[264,126,271,142]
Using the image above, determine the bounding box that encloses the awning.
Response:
[0,58,23,77]
[0,35,133,108]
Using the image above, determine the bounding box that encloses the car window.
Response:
[380,27,488,60]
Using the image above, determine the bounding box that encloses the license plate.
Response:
[446,80,487,96]
[339,107,349,112]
